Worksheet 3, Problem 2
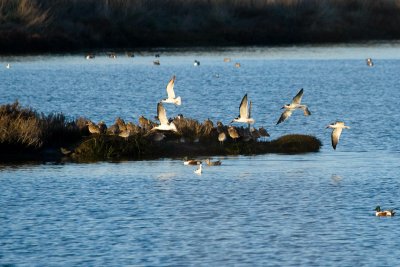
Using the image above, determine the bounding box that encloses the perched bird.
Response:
[106,124,120,135]
[205,158,222,166]
[87,121,101,134]
[326,121,350,150]
[194,163,203,175]
[152,102,178,132]
[366,58,374,67]
[139,115,154,130]
[218,131,227,145]
[161,75,181,106]
[118,129,131,139]
[98,121,107,134]
[115,117,127,132]
[258,126,270,139]
[228,126,240,141]
[250,127,261,140]
[375,206,395,217]
[277,88,311,124]
[60,147,72,156]
[231,94,255,124]
[152,132,166,142]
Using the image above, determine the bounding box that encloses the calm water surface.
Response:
[1,44,400,266]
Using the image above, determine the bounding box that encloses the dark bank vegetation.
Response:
[1,0,400,54]
[0,102,321,162]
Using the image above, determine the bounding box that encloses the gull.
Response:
[152,102,178,132]
[375,206,395,217]
[231,94,255,124]
[277,88,311,124]
[6,63,10,69]
[194,163,203,175]
[161,75,181,106]
[326,121,350,150]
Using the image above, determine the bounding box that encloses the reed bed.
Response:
[0,101,83,150]
[1,0,400,53]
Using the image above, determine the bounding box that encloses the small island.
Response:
[0,102,321,163]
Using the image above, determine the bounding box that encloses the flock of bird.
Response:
[153,73,351,152]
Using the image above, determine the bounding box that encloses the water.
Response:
[1,43,400,266]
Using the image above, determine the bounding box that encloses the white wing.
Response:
[331,128,343,150]
[157,102,169,125]
[291,88,304,105]
[277,109,293,124]
[239,94,249,119]
[166,75,176,99]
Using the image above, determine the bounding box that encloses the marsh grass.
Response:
[0,102,321,161]
[0,101,83,150]
[1,0,400,53]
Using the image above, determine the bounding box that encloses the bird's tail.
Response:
[175,97,182,106]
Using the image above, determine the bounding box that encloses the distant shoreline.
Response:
[1,0,400,55]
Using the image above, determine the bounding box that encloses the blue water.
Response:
[1,44,400,266]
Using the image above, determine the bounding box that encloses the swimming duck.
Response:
[205,158,222,166]
[183,158,202,165]
[375,206,395,217]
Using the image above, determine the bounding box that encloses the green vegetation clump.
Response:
[1,0,400,53]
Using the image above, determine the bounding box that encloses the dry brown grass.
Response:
[0,101,83,149]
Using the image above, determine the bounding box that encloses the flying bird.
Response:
[161,75,181,106]
[326,121,350,150]
[277,88,311,124]
[231,94,255,124]
[152,102,178,132]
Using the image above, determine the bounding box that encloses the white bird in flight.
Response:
[277,88,311,124]
[326,121,350,150]
[231,94,255,124]
[152,102,178,132]
[161,75,181,106]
